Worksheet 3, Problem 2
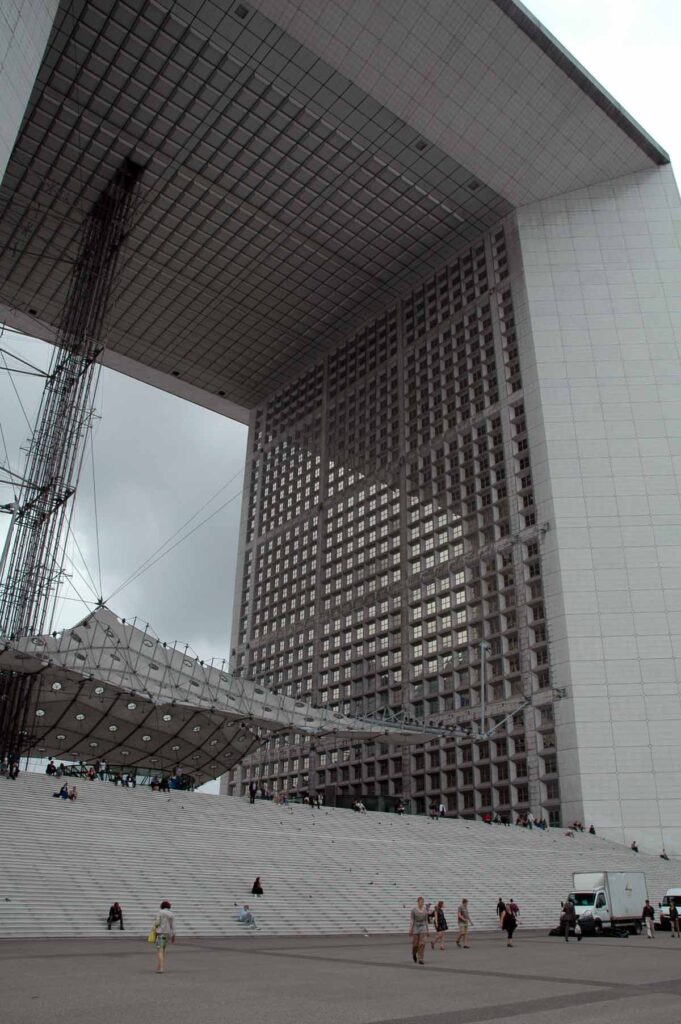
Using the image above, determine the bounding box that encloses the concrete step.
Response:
[1,773,678,937]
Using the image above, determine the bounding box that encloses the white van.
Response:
[657,888,681,930]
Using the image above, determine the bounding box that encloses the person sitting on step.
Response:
[107,902,124,930]
[239,904,257,927]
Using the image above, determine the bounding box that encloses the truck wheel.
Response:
[593,920,603,936]
[631,921,642,935]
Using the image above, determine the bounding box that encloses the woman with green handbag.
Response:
[151,900,176,973]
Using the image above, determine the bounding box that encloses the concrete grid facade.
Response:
[229,164,681,853]
[227,221,560,823]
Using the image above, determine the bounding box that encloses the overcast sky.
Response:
[0,341,247,659]
[528,0,681,174]
[1,0,679,668]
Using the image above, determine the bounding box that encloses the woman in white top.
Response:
[154,901,176,973]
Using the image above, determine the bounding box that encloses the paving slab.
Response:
[2,930,681,1024]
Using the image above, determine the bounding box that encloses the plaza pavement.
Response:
[2,929,681,1024]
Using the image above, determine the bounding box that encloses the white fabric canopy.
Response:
[0,607,433,780]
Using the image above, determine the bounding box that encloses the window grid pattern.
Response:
[249,517,318,641]
[258,442,320,536]
[231,224,558,822]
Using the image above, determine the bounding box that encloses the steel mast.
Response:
[0,158,143,760]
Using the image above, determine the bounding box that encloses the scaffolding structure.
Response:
[0,158,143,761]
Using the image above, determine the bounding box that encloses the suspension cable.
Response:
[64,520,100,604]
[105,470,244,603]
[0,422,18,501]
[112,487,244,597]
[0,345,50,377]
[0,349,33,431]
[89,411,103,599]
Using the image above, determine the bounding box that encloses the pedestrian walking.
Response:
[502,905,517,946]
[430,901,448,951]
[642,899,655,939]
[561,898,576,942]
[249,780,257,805]
[151,900,176,973]
[669,902,680,937]
[455,898,472,948]
[409,896,429,964]
[496,897,505,926]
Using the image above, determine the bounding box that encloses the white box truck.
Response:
[567,872,648,936]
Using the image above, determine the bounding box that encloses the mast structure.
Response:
[0,158,143,639]
[0,158,143,760]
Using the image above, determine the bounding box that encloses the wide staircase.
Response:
[1,772,678,938]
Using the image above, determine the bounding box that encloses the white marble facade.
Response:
[510,165,681,853]
[0,0,58,183]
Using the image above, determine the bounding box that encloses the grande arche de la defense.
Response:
[0,0,680,853]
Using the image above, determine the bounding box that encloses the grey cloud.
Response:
[1,333,248,661]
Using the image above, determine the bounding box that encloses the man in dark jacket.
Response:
[107,902,124,930]
[561,899,576,942]
[669,901,680,937]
